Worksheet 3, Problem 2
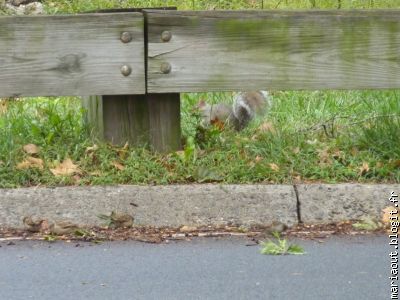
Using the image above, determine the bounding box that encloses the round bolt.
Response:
[160,62,172,74]
[161,31,172,42]
[121,65,132,77]
[120,32,132,43]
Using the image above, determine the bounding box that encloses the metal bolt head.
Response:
[120,32,132,43]
[161,31,172,42]
[160,62,171,74]
[121,65,132,76]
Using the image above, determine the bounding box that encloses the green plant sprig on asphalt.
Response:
[260,232,305,255]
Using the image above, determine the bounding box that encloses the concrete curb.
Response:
[298,184,397,223]
[0,184,397,228]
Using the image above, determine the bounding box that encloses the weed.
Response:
[352,217,382,231]
[260,232,305,255]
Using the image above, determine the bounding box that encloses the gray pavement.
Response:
[0,235,387,300]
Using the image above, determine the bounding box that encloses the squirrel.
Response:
[197,91,271,131]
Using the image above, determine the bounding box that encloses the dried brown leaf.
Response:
[23,144,40,155]
[16,156,44,170]
[255,155,263,163]
[269,163,280,171]
[0,99,8,115]
[350,147,359,156]
[258,121,275,133]
[382,206,398,225]
[112,161,125,171]
[317,147,333,166]
[90,171,102,176]
[358,162,370,176]
[292,147,300,154]
[72,175,81,184]
[85,144,98,153]
[332,148,344,160]
[392,160,400,169]
[50,159,81,176]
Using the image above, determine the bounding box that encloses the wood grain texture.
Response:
[147,93,181,152]
[82,95,150,146]
[0,13,145,96]
[146,10,400,92]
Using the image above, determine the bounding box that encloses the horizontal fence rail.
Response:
[0,10,400,96]
[146,10,400,92]
[0,13,145,97]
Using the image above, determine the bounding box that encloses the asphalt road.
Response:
[0,235,387,300]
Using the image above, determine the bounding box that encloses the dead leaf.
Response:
[350,147,359,156]
[50,158,81,176]
[258,121,275,133]
[175,150,185,160]
[332,149,344,160]
[255,156,263,163]
[23,144,40,155]
[382,206,398,225]
[306,139,318,145]
[293,175,302,183]
[269,163,280,171]
[317,147,332,166]
[117,142,129,159]
[16,156,44,170]
[90,171,102,176]
[110,211,134,228]
[50,221,79,235]
[392,160,400,169]
[358,162,370,176]
[0,99,8,115]
[112,161,125,171]
[292,147,300,154]
[72,175,81,184]
[85,144,98,153]
[180,225,198,233]
[376,162,384,168]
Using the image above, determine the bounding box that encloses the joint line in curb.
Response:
[293,184,302,224]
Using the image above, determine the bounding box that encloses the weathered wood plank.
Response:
[0,13,145,96]
[81,7,181,152]
[147,93,181,152]
[82,95,150,146]
[146,10,400,92]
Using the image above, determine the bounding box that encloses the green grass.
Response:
[41,0,400,13]
[1,0,400,187]
[2,90,400,187]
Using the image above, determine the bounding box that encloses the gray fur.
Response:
[198,91,271,130]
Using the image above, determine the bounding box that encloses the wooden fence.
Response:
[1,9,400,151]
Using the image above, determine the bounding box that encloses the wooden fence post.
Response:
[82,95,149,146]
[147,93,181,152]
[82,7,181,152]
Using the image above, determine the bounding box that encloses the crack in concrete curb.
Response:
[0,184,397,228]
[292,184,302,224]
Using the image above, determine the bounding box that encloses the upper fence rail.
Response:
[0,10,400,97]
[146,10,400,92]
